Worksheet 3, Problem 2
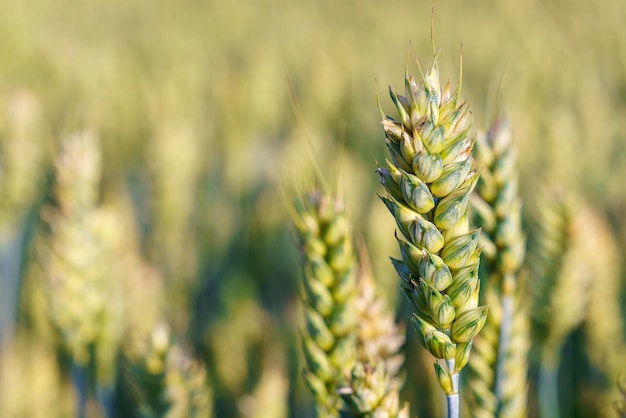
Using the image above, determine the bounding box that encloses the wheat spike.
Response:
[338,361,410,418]
[35,132,123,367]
[28,131,126,415]
[377,51,487,417]
[467,117,529,418]
[580,210,625,417]
[292,190,358,417]
[124,322,213,418]
[529,188,594,418]
[530,189,592,356]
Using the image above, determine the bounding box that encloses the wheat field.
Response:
[0,0,625,417]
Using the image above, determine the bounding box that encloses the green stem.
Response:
[71,362,88,418]
[538,350,560,418]
[446,359,460,418]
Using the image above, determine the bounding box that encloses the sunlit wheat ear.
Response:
[292,190,358,417]
[35,132,114,365]
[467,117,529,418]
[338,361,410,418]
[31,131,126,414]
[376,50,487,418]
[529,187,593,418]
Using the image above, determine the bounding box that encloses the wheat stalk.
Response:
[467,117,529,418]
[376,50,488,418]
[292,190,358,417]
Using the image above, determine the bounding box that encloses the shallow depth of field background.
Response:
[0,0,625,417]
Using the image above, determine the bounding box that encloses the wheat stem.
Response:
[538,352,560,418]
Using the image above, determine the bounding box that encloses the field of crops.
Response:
[0,0,625,417]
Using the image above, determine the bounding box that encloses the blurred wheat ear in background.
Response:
[467,117,529,418]
[291,190,359,417]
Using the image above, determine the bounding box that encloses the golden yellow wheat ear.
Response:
[467,117,530,418]
[291,190,359,417]
[376,48,487,418]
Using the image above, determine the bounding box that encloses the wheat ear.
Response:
[467,117,529,418]
[377,52,487,418]
[338,361,410,418]
[292,190,358,417]
[579,209,625,417]
[34,132,124,416]
[124,322,213,418]
[337,242,408,417]
[529,188,592,418]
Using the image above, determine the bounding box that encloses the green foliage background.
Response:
[0,0,625,417]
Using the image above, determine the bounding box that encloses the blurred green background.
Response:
[0,0,625,417]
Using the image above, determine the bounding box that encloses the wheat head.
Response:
[467,118,529,418]
[376,52,488,414]
[292,190,358,417]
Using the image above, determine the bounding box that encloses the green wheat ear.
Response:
[124,322,213,418]
[292,190,359,417]
[337,242,408,418]
[338,361,410,418]
[529,187,595,418]
[467,117,529,418]
[376,50,487,418]
[579,209,625,416]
